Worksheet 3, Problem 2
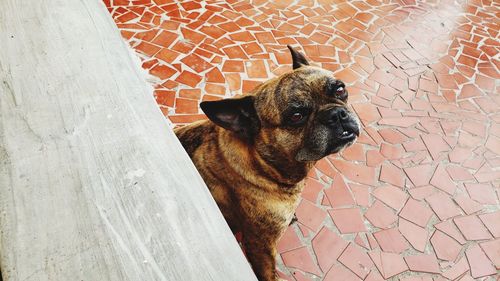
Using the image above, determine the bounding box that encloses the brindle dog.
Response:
[175,46,360,281]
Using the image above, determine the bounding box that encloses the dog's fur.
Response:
[175,46,360,281]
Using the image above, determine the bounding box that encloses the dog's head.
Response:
[201,46,360,163]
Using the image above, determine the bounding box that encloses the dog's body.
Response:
[175,46,360,281]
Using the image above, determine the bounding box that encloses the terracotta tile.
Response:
[369,69,395,85]
[298,223,313,238]
[457,274,475,281]
[328,208,366,234]
[340,143,365,162]
[302,178,323,203]
[449,147,472,163]
[116,11,140,23]
[281,246,322,276]
[180,53,211,72]
[338,243,374,279]
[205,83,226,96]
[364,270,384,281]
[222,60,244,72]
[353,233,368,250]
[378,128,408,144]
[430,163,457,195]
[404,254,440,274]
[364,200,397,229]
[368,251,408,279]
[222,45,248,59]
[155,48,180,63]
[334,68,360,85]
[442,256,469,280]
[421,134,449,160]
[465,183,498,205]
[155,90,175,107]
[311,227,349,272]
[202,94,221,102]
[178,89,201,100]
[434,220,466,245]
[379,143,404,160]
[323,264,362,281]
[349,183,370,207]
[407,186,435,201]
[425,192,462,220]
[277,226,303,254]
[465,244,496,278]
[372,185,408,211]
[254,31,276,44]
[373,228,410,254]
[399,198,434,227]
[175,98,198,114]
[366,150,384,167]
[430,230,462,261]
[245,60,268,79]
[459,84,483,99]
[205,67,225,83]
[379,163,405,188]
[378,117,419,128]
[152,30,178,47]
[446,166,474,181]
[314,158,337,179]
[330,159,376,186]
[199,25,226,39]
[295,199,327,232]
[168,114,207,124]
[485,135,500,155]
[174,71,202,87]
[241,42,263,55]
[398,218,428,252]
[478,211,500,238]
[149,64,177,80]
[480,239,500,269]
[135,41,161,56]
[289,270,310,281]
[403,164,434,187]
[171,41,195,54]
[242,79,262,92]
[454,193,483,215]
[454,215,493,241]
[352,103,381,125]
[324,175,355,208]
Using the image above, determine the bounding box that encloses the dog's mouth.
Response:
[338,130,357,141]
[337,124,360,142]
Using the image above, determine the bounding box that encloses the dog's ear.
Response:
[287,45,309,69]
[200,96,260,141]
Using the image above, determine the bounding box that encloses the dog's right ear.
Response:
[200,96,260,141]
[287,45,309,69]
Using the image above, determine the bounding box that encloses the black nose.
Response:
[338,108,348,120]
[324,107,349,124]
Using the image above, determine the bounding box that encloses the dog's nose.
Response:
[323,107,349,124]
[338,108,348,120]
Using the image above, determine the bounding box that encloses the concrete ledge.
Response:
[0,1,256,280]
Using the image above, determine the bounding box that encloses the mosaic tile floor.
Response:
[105,0,499,280]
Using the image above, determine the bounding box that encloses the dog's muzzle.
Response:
[321,107,360,141]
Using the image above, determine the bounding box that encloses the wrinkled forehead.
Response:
[265,67,332,100]
[254,66,341,121]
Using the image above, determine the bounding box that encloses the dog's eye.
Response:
[328,80,348,101]
[290,112,303,123]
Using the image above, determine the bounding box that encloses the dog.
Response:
[175,46,360,281]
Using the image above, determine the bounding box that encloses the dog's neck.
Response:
[217,127,315,191]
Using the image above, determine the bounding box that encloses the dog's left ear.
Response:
[200,96,260,141]
[287,45,309,69]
